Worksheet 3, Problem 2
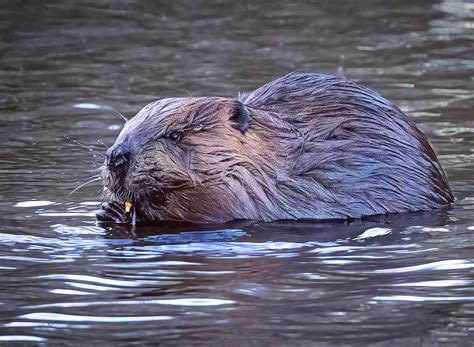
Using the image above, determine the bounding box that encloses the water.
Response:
[1,0,473,345]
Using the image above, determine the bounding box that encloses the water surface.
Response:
[0,0,473,345]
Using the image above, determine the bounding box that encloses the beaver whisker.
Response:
[82,160,103,169]
[65,136,106,158]
[74,103,128,123]
[82,173,103,181]
[96,139,108,148]
[68,177,101,197]
[90,165,102,172]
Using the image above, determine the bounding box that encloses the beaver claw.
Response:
[96,201,130,224]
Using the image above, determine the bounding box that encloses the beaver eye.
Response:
[168,131,183,142]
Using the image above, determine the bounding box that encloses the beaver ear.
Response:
[229,101,251,134]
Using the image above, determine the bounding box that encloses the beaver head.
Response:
[101,97,294,223]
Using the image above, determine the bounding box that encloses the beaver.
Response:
[96,72,454,224]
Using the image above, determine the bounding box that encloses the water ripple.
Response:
[0,336,46,342]
[38,274,159,287]
[394,279,472,287]
[375,259,474,273]
[373,295,474,302]
[17,312,172,323]
[27,298,235,309]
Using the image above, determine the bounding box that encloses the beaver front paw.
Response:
[96,201,130,224]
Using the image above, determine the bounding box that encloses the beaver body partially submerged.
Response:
[96,72,454,224]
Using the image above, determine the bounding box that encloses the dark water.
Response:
[1,0,473,345]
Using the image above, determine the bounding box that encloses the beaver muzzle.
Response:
[106,143,131,170]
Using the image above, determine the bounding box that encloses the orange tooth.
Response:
[125,201,132,213]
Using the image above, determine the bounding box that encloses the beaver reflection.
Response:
[96,72,454,225]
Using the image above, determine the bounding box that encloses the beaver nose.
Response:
[106,143,131,169]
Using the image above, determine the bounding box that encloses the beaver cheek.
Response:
[100,168,114,191]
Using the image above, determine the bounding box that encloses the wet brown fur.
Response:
[101,72,454,223]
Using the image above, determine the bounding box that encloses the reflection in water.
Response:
[0,0,473,345]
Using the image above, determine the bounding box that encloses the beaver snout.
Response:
[106,143,131,171]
